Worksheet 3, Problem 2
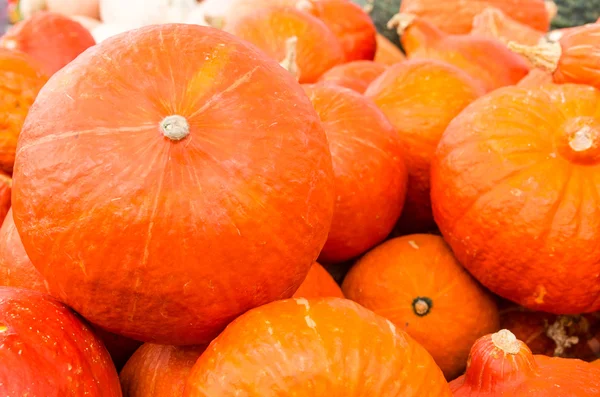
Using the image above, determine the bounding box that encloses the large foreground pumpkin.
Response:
[0,287,122,396]
[183,298,453,396]
[11,24,334,345]
[431,83,600,314]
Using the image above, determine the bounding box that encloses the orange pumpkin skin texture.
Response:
[318,61,387,94]
[342,234,500,380]
[399,0,550,35]
[292,262,344,299]
[517,68,554,88]
[225,7,344,84]
[470,7,545,46]
[120,344,206,397]
[183,298,453,396]
[304,84,407,263]
[0,48,48,175]
[0,11,96,76]
[365,60,483,234]
[0,174,11,225]
[11,24,335,345]
[374,34,406,66]
[450,329,600,396]
[431,83,600,314]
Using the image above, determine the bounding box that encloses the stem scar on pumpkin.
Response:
[280,36,300,81]
[491,329,521,354]
[412,297,432,317]
[161,115,190,141]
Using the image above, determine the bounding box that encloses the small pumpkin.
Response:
[365,59,483,233]
[471,7,545,45]
[374,33,406,65]
[342,234,500,380]
[0,175,11,225]
[120,344,207,397]
[0,11,96,75]
[318,60,387,94]
[450,329,600,395]
[293,262,344,299]
[304,84,407,263]
[183,298,453,396]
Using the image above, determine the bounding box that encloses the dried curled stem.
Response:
[280,36,300,81]
[387,13,417,36]
[546,316,582,357]
[507,41,561,72]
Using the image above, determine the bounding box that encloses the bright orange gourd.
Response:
[0,11,96,75]
[342,234,500,380]
[12,24,334,345]
[318,61,387,94]
[365,59,483,233]
[398,0,551,34]
[374,33,406,66]
[431,83,600,314]
[517,68,554,88]
[120,344,206,397]
[0,48,48,175]
[390,15,530,92]
[0,175,11,225]
[471,7,545,46]
[292,262,344,299]
[304,84,407,263]
[450,329,600,396]
[225,6,344,83]
[183,298,453,396]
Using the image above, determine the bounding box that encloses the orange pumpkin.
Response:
[471,7,545,46]
[292,262,344,299]
[318,60,387,94]
[304,84,407,263]
[342,234,500,380]
[517,68,554,88]
[365,59,483,233]
[225,6,344,83]
[450,329,600,396]
[374,33,406,65]
[431,83,600,314]
[0,11,96,75]
[12,24,334,345]
[120,344,207,397]
[0,48,48,174]
[398,0,550,34]
[389,15,530,92]
[0,175,11,225]
[183,298,453,396]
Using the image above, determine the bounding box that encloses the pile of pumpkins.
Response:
[3,0,600,395]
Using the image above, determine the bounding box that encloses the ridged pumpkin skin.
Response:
[0,287,122,396]
[471,7,545,45]
[374,33,406,65]
[450,330,600,396]
[225,7,344,83]
[431,83,600,314]
[342,234,500,380]
[399,0,550,34]
[0,48,48,175]
[0,11,96,75]
[0,175,11,225]
[183,298,453,396]
[304,84,407,263]
[292,262,344,299]
[318,61,387,94]
[551,23,600,88]
[365,60,483,234]
[120,344,206,397]
[12,24,335,346]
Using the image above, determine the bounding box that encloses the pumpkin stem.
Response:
[545,0,558,21]
[491,329,521,354]
[546,315,582,356]
[412,297,432,316]
[161,115,190,141]
[507,41,561,72]
[205,15,225,29]
[387,13,417,36]
[569,126,595,152]
[280,36,300,81]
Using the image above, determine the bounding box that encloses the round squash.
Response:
[0,175,11,225]
[292,262,344,299]
[12,24,334,345]
[431,83,600,314]
[304,84,407,263]
[0,287,122,396]
[342,234,500,380]
[318,60,387,94]
[374,33,406,65]
[365,59,483,234]
[183,297,453,396]
[471,7,545,45]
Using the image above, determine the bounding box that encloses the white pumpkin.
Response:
[68,15,102,31]
[99,0,199,28]
[46,0,99,18]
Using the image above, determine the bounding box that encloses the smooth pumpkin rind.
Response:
[318,60,387,94]
[292,262,344,299]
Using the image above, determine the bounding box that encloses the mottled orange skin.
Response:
[304,84,407,263]
[183,298,452,396]
[451,330,600,396]
[517,68,554,88]
[365,60,483,234]
[431,83,600,314]
[402,17,530,93]
[0,11,95,75]
[374,34,406,66]
[0,287,122,396]
[553,23,600,89]
[400,0,550,34]
[0,48,48,174]
[0,175,11,225]
[120,344,206,397]
[342,234,500,380]
[292,262,344,299]
[225,7,344,83]
[12,25,334,345]
[318,61,387,94]
[470,7,545,46]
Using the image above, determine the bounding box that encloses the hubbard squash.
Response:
[183,298,453,396]
[292,262,344,299]
[12,24,335,345]
[374,33,406,65]
[471,7,545,45]
[318,61,387,94]
[0,175,11,225]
